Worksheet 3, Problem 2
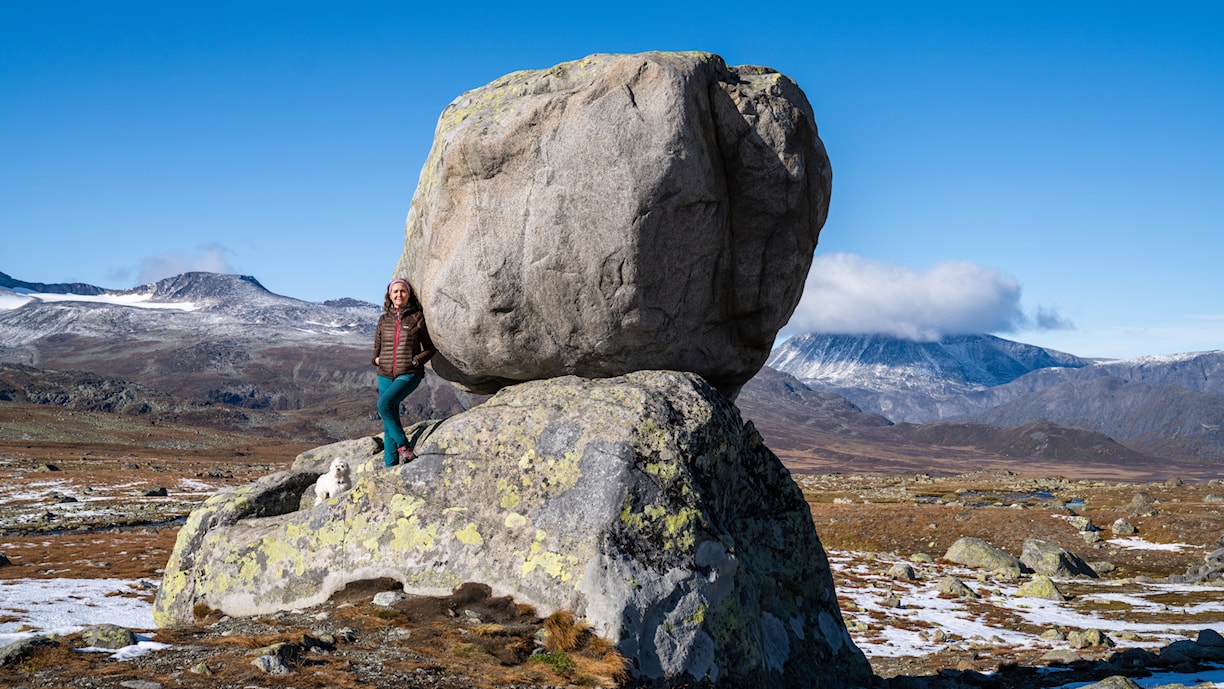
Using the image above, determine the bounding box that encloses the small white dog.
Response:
[314,457,352,506]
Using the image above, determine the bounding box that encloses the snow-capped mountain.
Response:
[0,270,472,443]
[0,271,380,348]
[767,332,1090,398]
[766,331,1224,461]
[3,270,1220,463]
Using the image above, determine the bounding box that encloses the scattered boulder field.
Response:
[3,460,1224,689]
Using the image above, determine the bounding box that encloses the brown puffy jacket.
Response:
[372,306,435,378]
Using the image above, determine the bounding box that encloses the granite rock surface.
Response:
[395,51,830,399]
[155,371,869,687]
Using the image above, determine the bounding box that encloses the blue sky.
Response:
[2,1,1222,359]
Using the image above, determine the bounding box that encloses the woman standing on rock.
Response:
[373,278,435,466]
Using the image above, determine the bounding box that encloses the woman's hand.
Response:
[374,356,380,365]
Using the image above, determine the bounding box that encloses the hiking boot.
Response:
[397,446,415,464]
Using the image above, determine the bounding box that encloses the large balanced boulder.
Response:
[155,371,870,688]
[395,51,831,399]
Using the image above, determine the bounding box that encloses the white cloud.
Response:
[782,253,1073,340]
[135,244,236,285]
[1034,305,1075,331]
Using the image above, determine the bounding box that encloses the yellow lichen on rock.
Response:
[498,479,521,510]
[389,499,440,553]
[523,538,578,582]
[455,523,483,545]
[154,371,871,688]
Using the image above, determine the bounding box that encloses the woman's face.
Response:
[389,283,410,308]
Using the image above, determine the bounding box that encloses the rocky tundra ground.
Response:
[1,400,1223,688]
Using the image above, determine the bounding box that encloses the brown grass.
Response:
[543,610,583,652]
[0,601,627,689]
[0,529,179,582]
[3,400,1222,687]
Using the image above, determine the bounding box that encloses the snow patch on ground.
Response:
[77,637,172,660]
[1108,537,1201,552]
[827,550,1224,658]
[5,291,198,311]
[177,478,218,492]
[2,549,1223,677]
[0,292,34,310]
[0,578,156,646]
[1061,667,1224,689]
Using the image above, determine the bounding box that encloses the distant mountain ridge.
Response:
[766,331,1224,463]
[0,270,470,444]
[0,270,107,295]
[732,367,1166,474]
[0,271,381,348]
[2,269,1220,465]
[768,333,1091,396]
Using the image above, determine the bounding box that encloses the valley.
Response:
[2,270,1222,687]
[2,404,1223,688]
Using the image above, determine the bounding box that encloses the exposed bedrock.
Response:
[154,371,869,688]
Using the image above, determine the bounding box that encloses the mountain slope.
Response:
[0,270,106,295]
[0,272,380,348]
[735,366,893,445]
[768,333,1089,395]
[765,332,1224,462]
[767,333,1092,422]
[970,375,1224,460]
[736,367,1176,475]
[0,271,471,443]
[0,362,252,428]
[900,419,1153,465]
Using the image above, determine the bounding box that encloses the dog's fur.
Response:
[314,457,352,505]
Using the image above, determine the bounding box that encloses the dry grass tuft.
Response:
[11,641,102,677]
[538,610,627,686]
[471,622,512,637]
[191,602,224,623]
[543,609,584,653]
[572,648,630,687]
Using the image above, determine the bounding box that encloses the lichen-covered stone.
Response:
[80,623,136,649]
[1067,628,1115,649]
[1015,575,1065,601]
[372,591,406,607]
[155,371,869,688]
[1125,492,1158,518]
[887,563,916,581]
[252,654,293,675]
[1042,648,1083,664]
[943,537,1023,577]
[1078,676,1141,689]
[935,576,978,599]
[1020,539,1098,579]
[395,51,830,399]
[1067,516,1094,531]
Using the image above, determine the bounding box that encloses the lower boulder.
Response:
[154,370,869,687]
